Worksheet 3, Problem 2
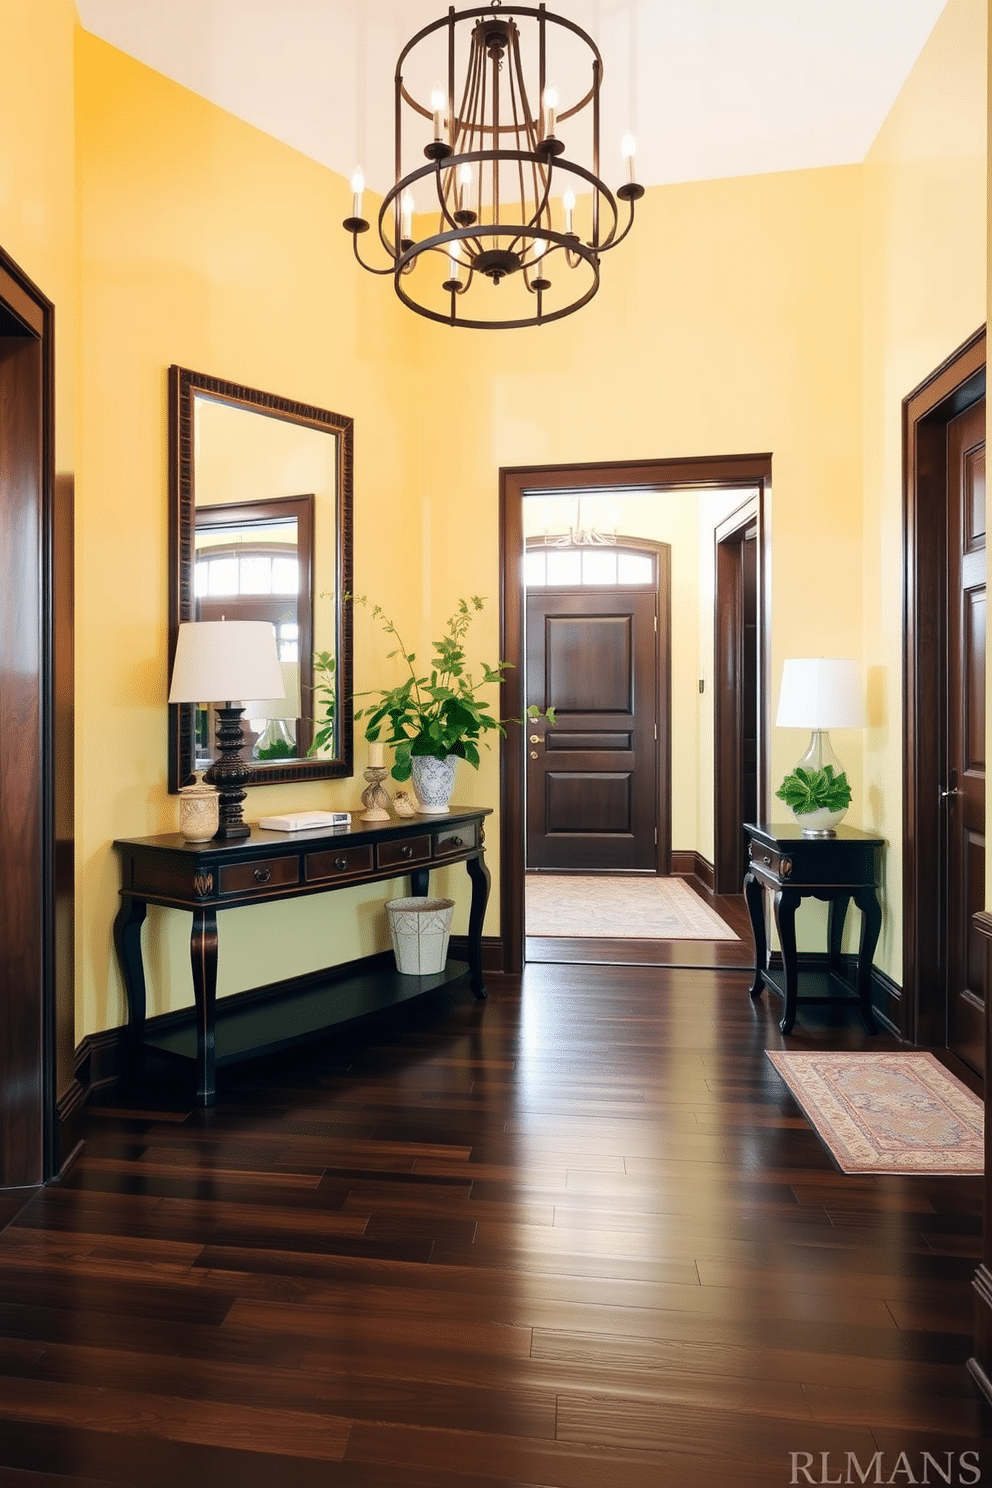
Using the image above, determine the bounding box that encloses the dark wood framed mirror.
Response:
[168,366,353,791]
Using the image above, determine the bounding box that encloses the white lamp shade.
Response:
[775,658,866,730]
[168,621,286,705]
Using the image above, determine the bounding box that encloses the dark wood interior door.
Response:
[526,589,658,871]
[946,397,986,1075]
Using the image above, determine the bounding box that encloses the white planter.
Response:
[386,896,455,975]
[410,753,457,814]
[792,805,847,836]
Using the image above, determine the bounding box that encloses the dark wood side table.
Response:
[113,807,491,1106]
[743,822,884,1035]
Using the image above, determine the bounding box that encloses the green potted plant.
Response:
[306,649,336,758]
[350,593,551,813]
[774,763,852,836]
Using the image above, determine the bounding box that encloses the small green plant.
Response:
[255,737,297,761]
[349,594,553,782]
[306,650,336,757]
[775,764,852,815]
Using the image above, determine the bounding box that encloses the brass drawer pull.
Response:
[400,844,414,858]
[449,836,463,847]
[334,856,349,871]
[763,854,771,865]
[253,868,272,884]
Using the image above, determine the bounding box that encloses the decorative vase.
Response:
[179,776,220,841]
[792,805,846,838]
[410,753,457,814]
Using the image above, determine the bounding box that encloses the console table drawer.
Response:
[434,823,478,857]
[219,856,300,896]
[377,835,431,871]
[305,845,375,883]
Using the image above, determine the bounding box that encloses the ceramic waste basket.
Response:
[386,896,455,975]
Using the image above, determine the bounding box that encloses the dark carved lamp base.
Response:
[204,705,252,839]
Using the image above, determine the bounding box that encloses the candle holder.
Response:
[360,766,391,822]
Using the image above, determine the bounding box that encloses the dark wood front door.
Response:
[526,589,659,871]
[946,397,986,1074]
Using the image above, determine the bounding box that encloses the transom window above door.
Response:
[524,545,656,588]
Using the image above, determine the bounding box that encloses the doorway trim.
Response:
[903,326,986,1047]
[0,244,73,1189]
[500,453,772,975]
[714,497,760,895]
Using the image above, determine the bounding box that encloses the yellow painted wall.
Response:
[0,0,77,469]
[861,0,988,981]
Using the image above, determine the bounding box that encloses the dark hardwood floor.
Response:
[0,962,988,1486]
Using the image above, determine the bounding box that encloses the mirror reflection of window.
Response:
[193,496,313,763]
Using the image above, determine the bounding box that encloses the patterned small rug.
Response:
[525,874,738,941]
[767,1051,984,1175]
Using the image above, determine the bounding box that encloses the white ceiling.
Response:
[74,0,949,192]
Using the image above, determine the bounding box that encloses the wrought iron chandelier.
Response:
[343,3,643,330]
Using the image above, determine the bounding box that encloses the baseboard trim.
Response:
[449,933,505,973]
[670,851,714,891]
[54,1078,87,1179]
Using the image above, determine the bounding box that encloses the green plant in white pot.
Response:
[775,764,852,837]
[350,594,551,814]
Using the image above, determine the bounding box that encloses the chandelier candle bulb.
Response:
[543,84,558,137]
[621,131,637,183]
[563,189,576,233]
[431,86,447,142]
[350,167,365,220]
[401,191,414,240]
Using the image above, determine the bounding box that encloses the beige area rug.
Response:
[525,874,739,941]
[767,1051,984,1175]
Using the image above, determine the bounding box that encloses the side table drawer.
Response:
[434,823,478,857]
[748,845,792,881]
[219,856,300,896]
[306,845,375,884]
[377,835,431,871]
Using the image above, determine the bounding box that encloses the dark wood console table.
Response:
[743,822,883,1035]
[113,806,491,1105]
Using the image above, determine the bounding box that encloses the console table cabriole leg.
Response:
[113,894,148,1069]
[827,894,851,976]
[190,907,219,1106]
[465,851,490,1000]
[743,871,766,999]
[773,887,802,1035]
[853,887,882,1035]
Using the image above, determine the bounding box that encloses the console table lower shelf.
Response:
[142,958,471,1070]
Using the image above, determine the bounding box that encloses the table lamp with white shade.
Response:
[169,620,285,839]
[775,658,866,835]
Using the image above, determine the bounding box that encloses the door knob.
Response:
[940,787,961,799]
[529,734,541,743]
[530,751,539,759]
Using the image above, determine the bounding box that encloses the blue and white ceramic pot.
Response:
[410,754,458,814]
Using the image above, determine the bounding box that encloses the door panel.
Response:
[947,398,986,1075]
[526,589,658,871]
